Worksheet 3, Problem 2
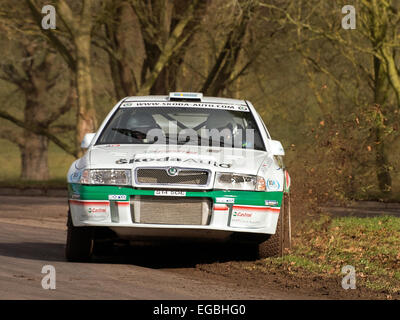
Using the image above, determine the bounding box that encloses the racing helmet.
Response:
[126,111,159,128]
[125,111,161,140]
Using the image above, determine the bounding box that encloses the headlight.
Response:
[214,173,266,191]
[80,169,131,185]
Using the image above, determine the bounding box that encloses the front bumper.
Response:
[68,184,283,239]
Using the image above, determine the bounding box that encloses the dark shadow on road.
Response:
[0,240,256,267]
[0,242,65,262]
[93,241,257,268]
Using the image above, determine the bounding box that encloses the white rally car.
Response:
[66,92,291,261]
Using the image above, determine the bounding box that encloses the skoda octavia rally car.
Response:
[66,92,291,261]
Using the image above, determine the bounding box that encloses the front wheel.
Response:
[257,193,291,258]
[65,211,94,262]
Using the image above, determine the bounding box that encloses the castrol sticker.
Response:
[230,205,270,228]
[85,204,108,221]
[69,200,109,222]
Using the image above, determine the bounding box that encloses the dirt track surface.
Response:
[0,195,381,300]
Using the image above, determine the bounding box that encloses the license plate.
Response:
[154,190,186,197]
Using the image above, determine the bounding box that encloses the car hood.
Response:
[87,144,269,175]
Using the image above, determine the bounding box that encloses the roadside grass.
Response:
[247,215,400,295]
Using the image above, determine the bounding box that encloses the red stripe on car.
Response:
[116,202,130,206]
[69,200,109,206]
[214,204,229,211]
[233,205,280,212]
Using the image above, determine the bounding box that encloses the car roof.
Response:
[123,95,247,106]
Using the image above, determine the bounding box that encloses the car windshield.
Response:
[96,105,265,151]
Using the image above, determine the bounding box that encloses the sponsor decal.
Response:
[144,149,198,154]
[129,156,232,168]
[229,205,280,228]
[265,200,278,206]
[154,190,186,197]
[230,206,266,228]
[69,200,109,221]
[88,207,106,214]
[215,197,235,204]
[266,179,280,191]
[121,101,250,112]
[108,194,127,200]
[70,171,82,183]
[233,212,252,217]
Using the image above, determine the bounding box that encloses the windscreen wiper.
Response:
[111,128,146,139]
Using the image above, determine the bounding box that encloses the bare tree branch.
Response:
[25,0,76,71]
[0,109,77,157]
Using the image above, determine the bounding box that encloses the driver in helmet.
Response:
[125,111,161,143]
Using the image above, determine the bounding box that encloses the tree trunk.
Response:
[373,57,392,195]
[21,65,51,180]
[75,34,97,156]
[142,40,172,95]
[144,42,166,95]
[20,131,49,180]
[105,0,138,99]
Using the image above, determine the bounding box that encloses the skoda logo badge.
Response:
[167,167,179,176]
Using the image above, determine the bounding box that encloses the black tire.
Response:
[92,240,115,257]
[65,211,94,262]
[257,193,291,258]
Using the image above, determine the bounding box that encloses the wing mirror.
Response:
[81,133,96,149]
[269,140,285,156]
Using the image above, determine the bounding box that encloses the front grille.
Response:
[136,168,209,186]
[131,196,212,225]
